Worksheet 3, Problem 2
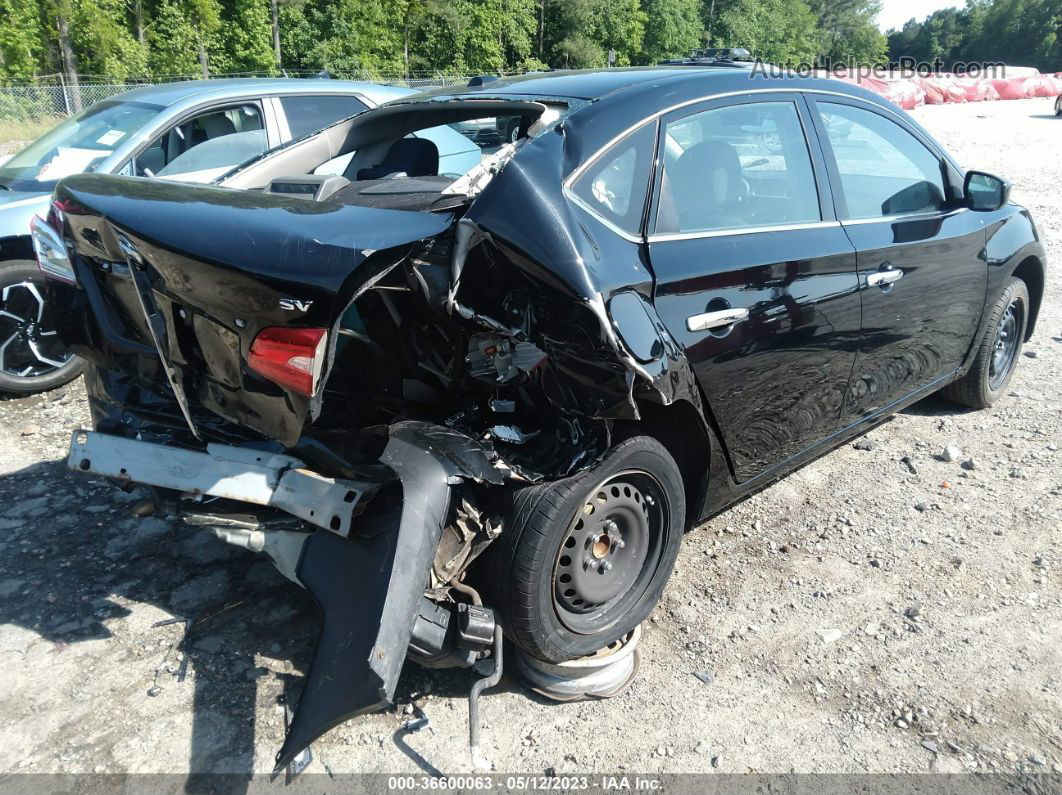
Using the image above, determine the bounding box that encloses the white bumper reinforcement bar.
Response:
[67,430,377,537]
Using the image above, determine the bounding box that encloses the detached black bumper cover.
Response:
[275,421,505,773]
[68,419,503,774]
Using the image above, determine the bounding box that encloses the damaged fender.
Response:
[273,420,504,774]
[450,125,708,429]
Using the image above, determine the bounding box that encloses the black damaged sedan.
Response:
[35,67,1045,770]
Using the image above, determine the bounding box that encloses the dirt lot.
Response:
[0,97,1059,781]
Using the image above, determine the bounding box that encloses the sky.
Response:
[876,0,962,32]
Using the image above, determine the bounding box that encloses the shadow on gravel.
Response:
[900,392,975,418]
[0,457,531,787]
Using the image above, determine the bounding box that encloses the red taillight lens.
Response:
[247,327,328,397]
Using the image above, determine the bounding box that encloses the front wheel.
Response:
[491,436,685,663]
[940,276,1028,409]
[0,259,84,394]
[1055,95,1062,116]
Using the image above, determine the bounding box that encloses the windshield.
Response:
[0,99,162,192]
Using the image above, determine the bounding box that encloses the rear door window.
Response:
[655,101,821,235]
[816,102,948,220]
[279,95,368,139]
[569,121,657,235]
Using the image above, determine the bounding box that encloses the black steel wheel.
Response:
[553,470,667,633]
[988,297,1022,392]
[491,436,685,663]
[941,276,1028,409]
[0,260,83,394]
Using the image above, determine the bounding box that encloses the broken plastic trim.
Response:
[273,420,501,774]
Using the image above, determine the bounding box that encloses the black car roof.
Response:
[427,69,886,155]
[435,67,707,100]
[423,67,871,103]
[411,68,941,181]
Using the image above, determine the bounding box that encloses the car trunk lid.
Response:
[54,174,453,444]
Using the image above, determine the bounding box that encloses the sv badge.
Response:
[279,298,313,312]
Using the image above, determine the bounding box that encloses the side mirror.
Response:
[965,171,1011,212]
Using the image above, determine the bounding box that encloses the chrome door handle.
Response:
[867,269,904,288]
[687,307,749,332]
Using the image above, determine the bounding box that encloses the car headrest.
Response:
[200,114,237,140]
[674,141,744,208]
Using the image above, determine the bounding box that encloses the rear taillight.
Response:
[248,327,328,397]
[30,213,76,284]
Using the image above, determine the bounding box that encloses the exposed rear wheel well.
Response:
[615,399,710,531]
[1012,257,1044,340]
[1,235,35,263]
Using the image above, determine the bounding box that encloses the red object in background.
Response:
[953,76,996,102]
[1023,76,1058,98]
[918,77,946,105]
[884,79,924,109]
[993,78,1026,100]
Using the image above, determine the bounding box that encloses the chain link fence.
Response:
[0,71,482,122]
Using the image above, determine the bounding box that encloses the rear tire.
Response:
[940,276,1028,409]
[492,436,685,663]
[0,260,83,394]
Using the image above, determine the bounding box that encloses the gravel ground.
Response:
[0,97,1059,780]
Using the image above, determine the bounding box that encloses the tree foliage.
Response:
[713,0,819,65]
[887,0,1062,73]
[4,0,1054,85]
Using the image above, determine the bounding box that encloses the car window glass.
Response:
[279,95,368,139]
[157,129,268,182]
[817,102,947,220]
[570,121,656,235]
[656,101,820,235]
[0,100,161,191]
[135,103,263,177]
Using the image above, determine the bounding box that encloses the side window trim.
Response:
[265,96,287,145]
[647,93,833,240]
[806,95,956,223]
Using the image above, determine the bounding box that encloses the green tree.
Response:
[813,0,887,65]
[641,0,700,63]
[305,0,405,75]
[212,0,275,74]
[544,0,606,67]
[71,0,149,79]
[887,0,1062,72]
[713,0,818,64]
[0,0,42,78]
[148,0,205,75]
[596,0,648,65]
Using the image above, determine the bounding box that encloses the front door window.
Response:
[135,103,266,183]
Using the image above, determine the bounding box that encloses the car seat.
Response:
[666,141,749,232]
[351,138,440,181]
[191,114,237,148]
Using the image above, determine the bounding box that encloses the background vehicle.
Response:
[40,68,1045,770]
[0,78,471,393]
